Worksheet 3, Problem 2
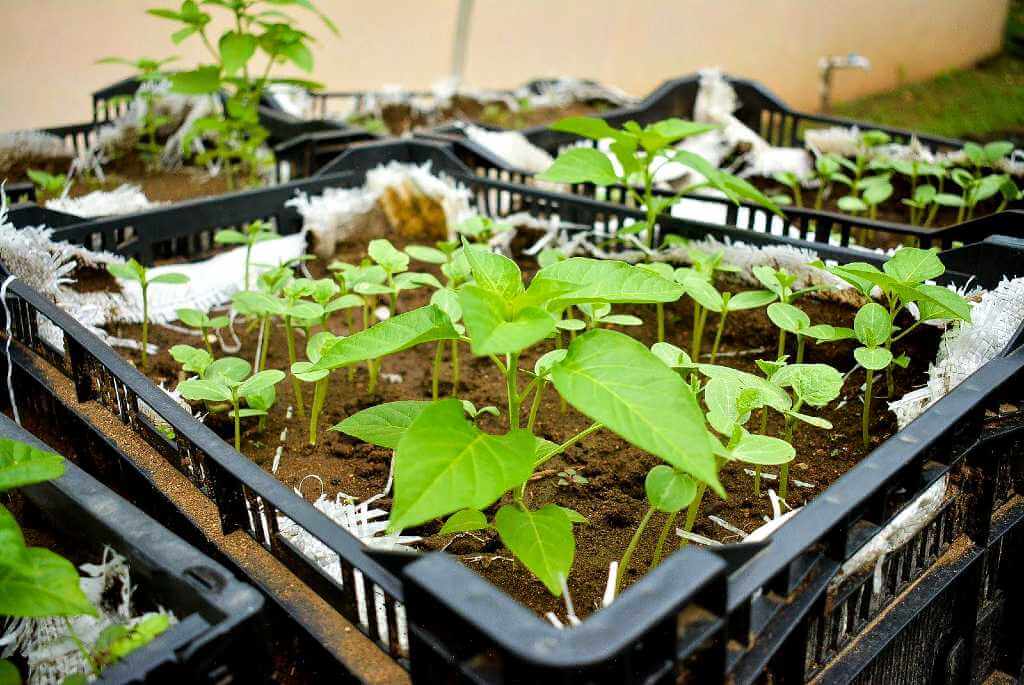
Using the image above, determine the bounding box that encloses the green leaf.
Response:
[771,363,843,406]
[767,302,810,333]
[802,324,855,342]
[149,272,190,285]
[650,342,693,369]
[696,364,792,413]
[459,285,556,356]
[838,196,868,213]
[827,261,882,296]
[644,465,697,513]
[730,433,795,465]
[405,245,449,264]
[389,400,535,531]
[681,277,723,312]
[649,119,718,142]
[536,147,619,186]
[883,247,945,284]
[107,262,143,282]
[854,303,892,347]
[854,346,893,370]
[317,305,459,371]
[177,379,232,403]
[207,356,251,384]
[787,410,833,429]
[0,439,63,492]
[176,308,206,328]
[550,330,720,494]
[534,349,567,377]
[214,229,248,244]
[368,238,410,274]
[169,344,213,375]
[862,181,893,206]
[494,504,575,596]
[725,290,777,311]
[237,370,285,398]
[430,288,462,324]
[533,258,683,311]
[548,116,623,141]
[0,509,94,617]
[230,408,267,419]
[281,40,314,72]
[0,660,20,685]
[331,400,430,448]
[463,244,524,300]
[170,65,221,94]
[913,284,972,322]
[439,509,489,535]
[219,31,256,74]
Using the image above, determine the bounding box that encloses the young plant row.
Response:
[108,211,971,598]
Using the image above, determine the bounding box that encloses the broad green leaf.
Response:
[317,305,459,371]
[237,370,285,398]
[862,182,893,205]
[550,330,720,494]
[803,324,855,342]
[430,288,462,324]
[601,314,643,326]
[149,272,189,285]
[695,364,792,412]
[838,196,868,213]
[459,285,556,355]
[0,660,19,685]
[219,31,256,74]
[0,439,64,492]
[533,258,683,311]
[106,262,143,282]
[534,349,567,377]
[854,303,892,347]
[405,245,448,264]
[0,509,94,617]
[176,308,206,328]
[463,244,524,300]
[439,509,489,535]
[649,119,718,142]
[389,400,535,531]
[854,346,893,370]
[650,342,693,369]
[177,379,232,403]
[169,345,212,375]
[494,504,575,596]
[787,410,833,429]
[536,147,619,186]
[681,276,723,312]
[368,238,410,273]
[883,247,945,284]
[726,290,777,311]
[207,356,250,384]
[828,261,882,296]
[730,433,795,465]
[548,116,622,141]
[644,465,697,513]
[767,302,810,333]
[214,229,248,244]
[556,318,586,331]
[913,284,972,323]
[331,401,430,448]
[771,363,843,406]
[170,65,221,94]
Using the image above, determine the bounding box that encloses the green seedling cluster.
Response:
[537,116,780,248]
[147,0,338,188]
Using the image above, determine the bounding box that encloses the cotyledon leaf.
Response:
[331,401,432,449]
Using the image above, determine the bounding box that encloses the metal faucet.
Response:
[818,53,871,113]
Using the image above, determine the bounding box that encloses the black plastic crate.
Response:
[3,139,1024,683]
[406,72,1022,251]
[0,412,267,684]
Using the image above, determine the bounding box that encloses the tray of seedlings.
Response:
[413,71,1023,253]
[1,138,1024,683]
[0,0,348,224]
[0,412,266,683]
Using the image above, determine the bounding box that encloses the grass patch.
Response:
[834,54,1024,143]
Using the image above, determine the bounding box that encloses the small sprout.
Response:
[456,215,512,244]
[107,259,189,371]
[214,221,279,290]
[177,357,285,453]
[556,468,588,487]
[461,400,500,422]
[176,308,230,355]
[772,171,804,207]
[26,168,69,201]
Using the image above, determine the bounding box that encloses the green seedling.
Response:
[936,168,1010,223]
[214,221,278,290]
[332,248,724,595]
[26,168,69,201]
[557,468,588,487]
[826,247,972,445]
[99,56,178,164]
[753,265,825,360]
[456,215,512,244]
[810,154,850,211]
[681,280,777,363]
[673,247,742,356]
[537,116,779,248]
[63,614,171,683]
[178,356,284,452]
[152,0,337,187]
[176,307,229,355]
[559,302,644,331]
[766,302,853,364]
[772,171,804,207]
[107,259,189,371]
[170,343,214,378]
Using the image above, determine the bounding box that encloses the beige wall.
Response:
[0,1,1009,131]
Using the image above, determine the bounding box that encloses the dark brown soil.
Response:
[101,233,941,621]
